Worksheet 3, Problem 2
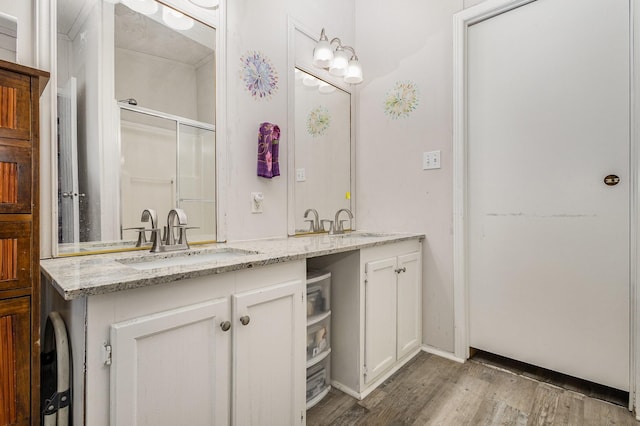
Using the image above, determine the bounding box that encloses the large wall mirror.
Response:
[55,0,219,255]
[288,22,356,235]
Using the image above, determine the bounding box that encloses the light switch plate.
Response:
[296,168,306,182]
[423,150,441,170]
[251,192,264,213]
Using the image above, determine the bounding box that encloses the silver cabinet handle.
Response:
[395,267,406,274]
[220,321,231,332]
[239,316,250,326]
[62,192,73,198]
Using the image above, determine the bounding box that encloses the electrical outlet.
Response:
[423,150,441,170]
[296,168,306,182]
[251,192,264,213]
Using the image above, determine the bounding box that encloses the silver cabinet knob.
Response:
[239,316,250,326]
[395,267,407,274]
[62,192,73,198]
[220,321,231,332]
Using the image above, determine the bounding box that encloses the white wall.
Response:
[354,0,465,352]
[23,0,481,354]
[225,0,355,240]
[115,48,199,120]
[0,0,34,66]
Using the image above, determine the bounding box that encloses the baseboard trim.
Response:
[330,347,423,401]
[422,344,466,364]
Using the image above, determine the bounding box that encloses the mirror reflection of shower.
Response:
[56,0,216,253]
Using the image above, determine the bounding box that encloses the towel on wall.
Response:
[257,122,280,178]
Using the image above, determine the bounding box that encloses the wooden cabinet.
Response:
[53,261,306,425]
[0,60,48,426]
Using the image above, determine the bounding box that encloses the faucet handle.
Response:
[174,225,198,246]
[123,227,148,247]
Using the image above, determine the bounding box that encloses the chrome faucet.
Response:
[165,208,188,246]
[303,208,321,233]
[333,208,354,234]
[147,208,191,253]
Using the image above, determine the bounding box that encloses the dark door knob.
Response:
[604,175,620,186]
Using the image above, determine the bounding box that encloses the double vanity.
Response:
[41,231,424,425]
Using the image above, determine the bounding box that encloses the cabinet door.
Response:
[396,252,421,359]
[110,298,230,426]
[0,220,31,291]
[0,70,31,141]
[233,280,304,426]
[0,297,30,426]
[364,257,397,384]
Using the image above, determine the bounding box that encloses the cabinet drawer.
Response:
[0,145,31,213]
[307,317,330,362]
[0,296,31,425]
[0,70,31,141]
[0,221,31,291]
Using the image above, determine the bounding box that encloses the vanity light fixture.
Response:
[121,0,158,15]
[162,5,194,30]
[312,28,363,84]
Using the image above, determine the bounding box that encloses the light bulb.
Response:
[318,82,336,94]
[302,75,319,87]
[313,39,333,68]
[188,0,219,7]
[162,5,194,30]
[344,59,363,84]
[122,0,158,15]
[329,49,349,77]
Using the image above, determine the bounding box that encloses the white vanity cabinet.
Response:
[310,238,423,400]
[57,261,306,426]
[363,250,422,385]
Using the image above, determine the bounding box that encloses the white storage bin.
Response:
[306,270,331,318]
[306,357,330,408]
[306,317,330,362]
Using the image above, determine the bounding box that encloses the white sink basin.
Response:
[117,248,258,271]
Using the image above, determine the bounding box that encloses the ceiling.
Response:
[58,0,215,67]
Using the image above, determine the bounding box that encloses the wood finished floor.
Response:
[306,352,639,425]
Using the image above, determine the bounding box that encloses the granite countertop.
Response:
[41,231,424,300]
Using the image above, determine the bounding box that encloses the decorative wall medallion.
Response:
[307,106,330,137]
[384,81,419,119]
[239,51,279,100]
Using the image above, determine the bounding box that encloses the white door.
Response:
[364,257,397,384]
[396,252,421,359]
[109,298,230,425]
[57,77,80,243]
[233,280,305,426]
[467,0,630,390]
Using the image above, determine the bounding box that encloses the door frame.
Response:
[452,0,639,412]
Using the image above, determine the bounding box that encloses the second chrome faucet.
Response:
[136,208,193,252]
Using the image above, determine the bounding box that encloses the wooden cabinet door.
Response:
[233,280,305,426]
[364,257,397,384]
[0,145,31,214]
[110,298,230,426]
[396,252,421,359]
[0,296,30,426]
[0,70,31,141]
[0,221,31,291]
